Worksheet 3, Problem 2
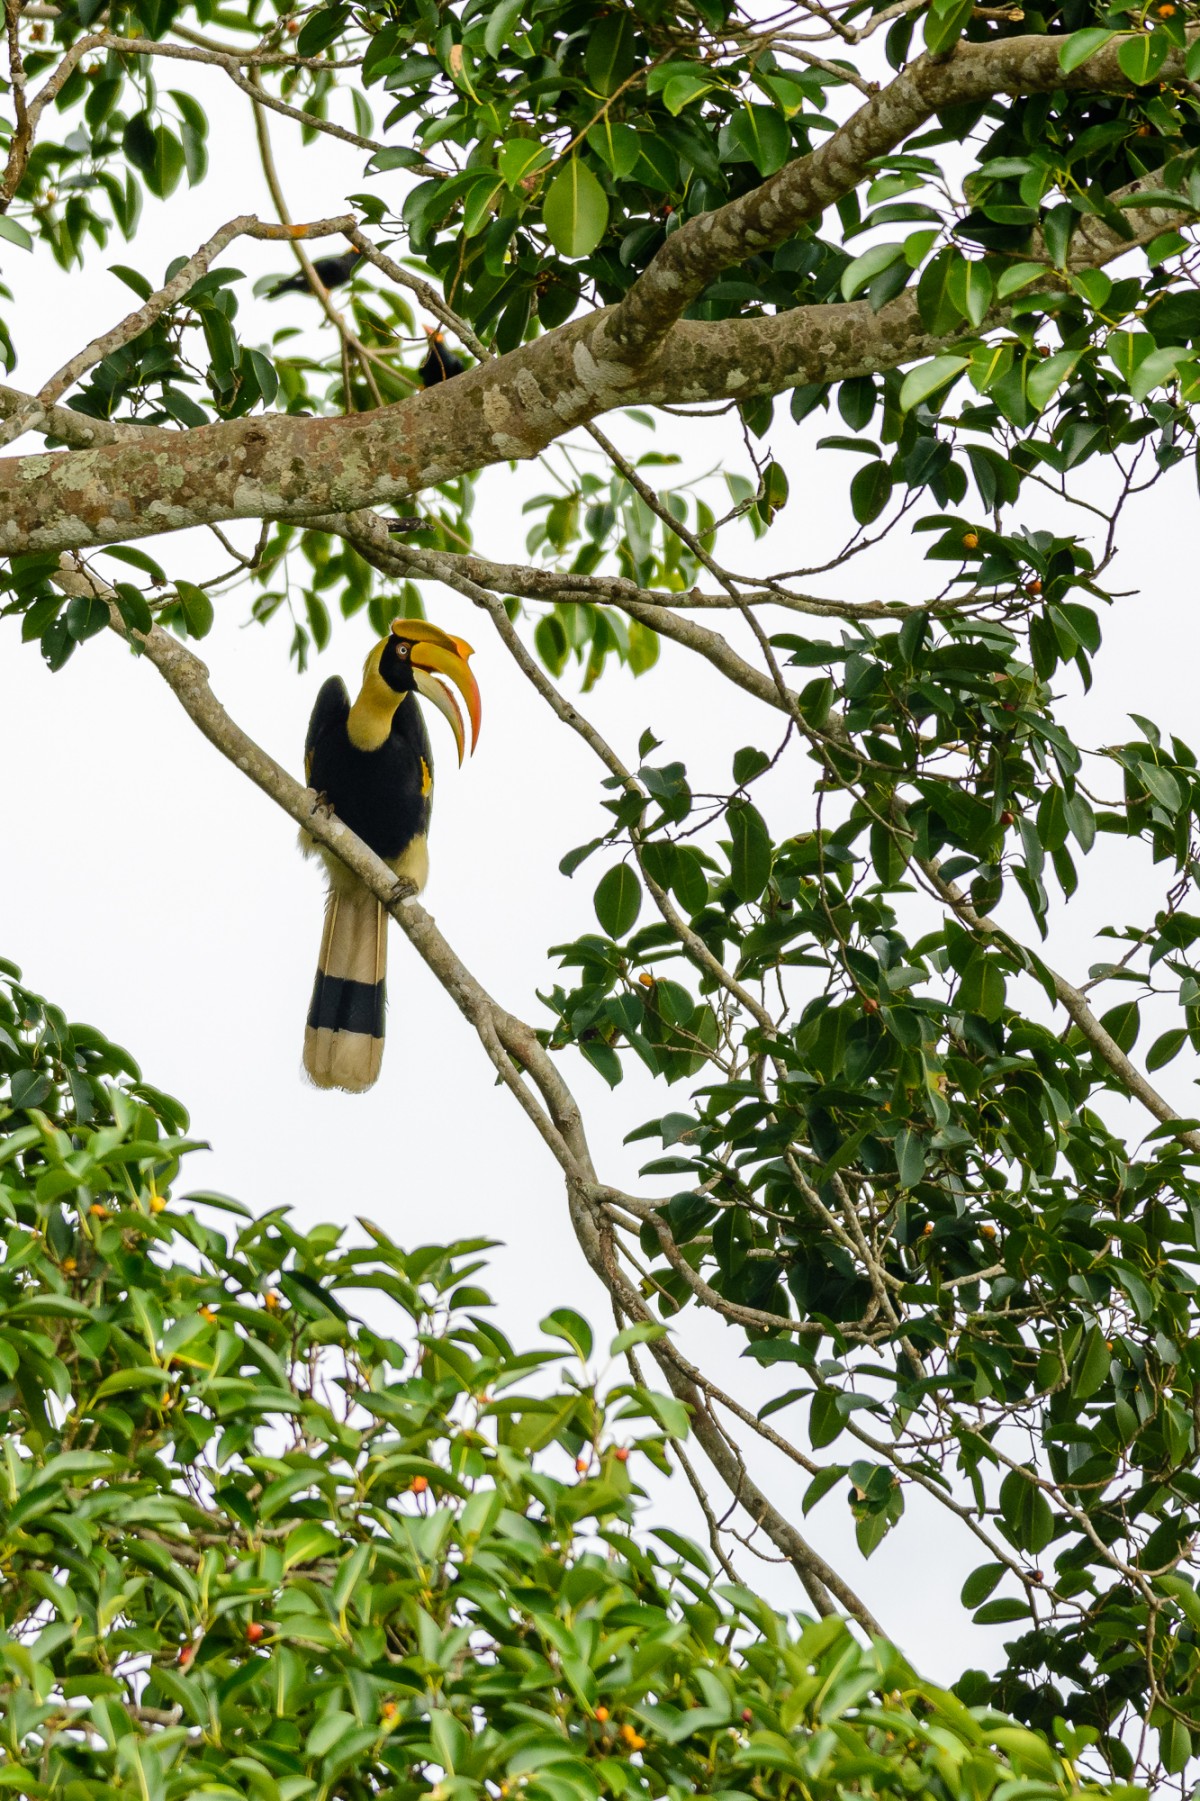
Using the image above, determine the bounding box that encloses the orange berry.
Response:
[381,1700,399,1719]
[741,1709,753,1723]
[410,1475,429,1493]
[961,531,979,551]
[1158,4,1175,15]
[264,1291,280,1311]
[246,1621,265,1643]
[89,1203,109,1218]
[200,1306,216,1322]
[613,1447,629,1463]
[178,1643,195,1665]
[575,1456,589,1474]
[150,1194,167,1213]
[638,972,654,987]
[981,1224,996,1238]
[62,1256,77,1273]
[923,1222,934,1236]
[595,1706,610,1723]
[619,1725,646,1750]
[1000,810,1015,827]
[862,997,879,1015]
[1025,577,1042,595]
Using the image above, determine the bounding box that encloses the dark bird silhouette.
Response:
[419,328,466,386]
[299,618,482,1092]
[267,250,364,298]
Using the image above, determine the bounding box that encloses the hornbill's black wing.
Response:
[304,676,351,787]
[268,251,363,299]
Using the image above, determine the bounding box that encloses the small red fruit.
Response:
[863,997,879,1014]
[1025,578,1042,595]
[1000,810,1015,827]
[410,1475,429,1494]
[595,1706,610,1723]
[178,1643,195,1666]
[741,1709,753,1724]
[575,1456,589,1474]
[613,1447,629,1463]
[89,1203,109,1218]
[246,1621,265,1644]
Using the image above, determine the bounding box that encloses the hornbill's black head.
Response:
[366,618,482,763]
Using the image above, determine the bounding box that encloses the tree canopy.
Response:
[6,0,1200,1787]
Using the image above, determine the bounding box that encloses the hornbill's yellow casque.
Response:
[300,618,481,1093]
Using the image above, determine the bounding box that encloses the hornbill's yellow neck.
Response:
[346,641,404,751]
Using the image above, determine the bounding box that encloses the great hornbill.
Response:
[267,250,364,298]
[300,618,482,1092]
[419,327,466,386]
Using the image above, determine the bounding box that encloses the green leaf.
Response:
[959,952,1006,1021]
[594,864,642,938]
[499,139,553,189]
[998,1467,1055,1553]
[484,0,524,58]
[961,1562,1006,1607]
[726,106,790,177]
[1073,1326,1111,1401]
[1058,27,1115,71]
[0,216,33,252]
[542,160,609,258]
[947,257,994,328]
[893,1128,925,1190]
[173,580,214,639]
[727,799,772,903]
[850,460,892,525]
[899,355,969,413]
[585,13,637,95]
[924,0,974,56]
[1117,30,1168,84]
[542,1307,593,1360]
[611,1321,667,1354]
[65,594,109,641]
[841,243,904,302]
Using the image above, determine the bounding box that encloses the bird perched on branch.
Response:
[419,327,466,386]
[300,618,481,1092]
[267,249,364,298]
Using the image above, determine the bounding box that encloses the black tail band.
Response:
[307,971,385,1037]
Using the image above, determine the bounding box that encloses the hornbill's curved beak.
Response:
[391,617,482,764]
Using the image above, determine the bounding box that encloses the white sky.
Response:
[4,51,1199,1680]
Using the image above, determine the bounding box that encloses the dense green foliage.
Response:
[0,964,1125,1801]
[11,0,1200,1785]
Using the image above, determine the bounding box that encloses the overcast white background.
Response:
[2,51,1198,1679]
